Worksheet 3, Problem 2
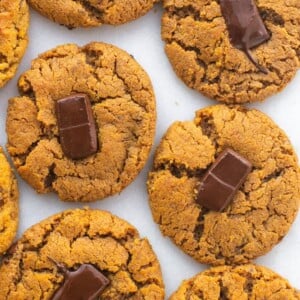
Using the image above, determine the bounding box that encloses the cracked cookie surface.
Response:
[6,42,156,202]
[148,105,300,265]
[162,0,300,103]
[0,147,18,255]
[170,264,300,300]
[0,0,29,88]
[0,209,164,299]
[28,0,158,28]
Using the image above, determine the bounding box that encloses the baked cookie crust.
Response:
[28,0,158,28]
[0,147,18,255]
[6,42,156,202]
[162,0,300,103]
[0,209,164,299]
[0,0,29,88]
[170,265,300,300]
[148,105,300,265]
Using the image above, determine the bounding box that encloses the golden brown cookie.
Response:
[162,0,300,103]
[0,147,18,255]
[170,265,300,300]
[28,0,158,28]
[0,209,165,299]
[6,42,156,202]
[0,0,29,88]
[148,105,300,265]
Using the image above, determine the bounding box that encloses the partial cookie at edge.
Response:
[170,265,300,299]
[0,147,18,255]
[0,209,165,299]
[162,0,300,103]
[0,0,29,88]
[27,0,158,28]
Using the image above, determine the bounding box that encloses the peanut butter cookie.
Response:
[0,209,165,299]
[170,265,300,300]
[0,147,18,255]
[6,42,156,202]
[0,0,29,88]
[148,105,300,265]
[162,0,300,103]
[28,0,158,28]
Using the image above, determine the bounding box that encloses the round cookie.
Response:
[162,0,300,103]
[6,42,156,202]
[0,147,18,255]
[0,209,165,299]
[148,105,300,265]
[28,0,158,28]
[0,0,29,88]
[170,265,300,299]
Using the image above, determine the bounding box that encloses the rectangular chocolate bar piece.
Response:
[55,93,98,160]
[52,264,110,300]
[197,148,252,212]
[219,0,270,49]
[219,0,270,72]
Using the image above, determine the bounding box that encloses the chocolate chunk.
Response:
[51,264,110,300]
[55,93,98,160]
[219,0,270,73]
[197,149,252,212]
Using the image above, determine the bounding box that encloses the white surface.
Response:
[0,4,300,297]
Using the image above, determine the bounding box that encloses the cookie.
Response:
[6,42,156,202]
[0,147,18,255]
[0,0,29,88]
[162,0,300,103]
[170,264,300,299]
[148,105,300,265]
[0,209,165,299]
[28,0,158,28]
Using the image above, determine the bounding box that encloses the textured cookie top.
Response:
[0,147,18,255]
[170,265,300,299]
[6,42,156,202]
[0,209,164,299]
[162,0,300,103]
[0,0,29,88]
[148,105,300,265]
[28,0,158,28]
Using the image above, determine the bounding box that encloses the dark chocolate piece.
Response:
[219,0,270,73]
[51,263,110,300]
[55,93,98,160]
[197,148,252,211]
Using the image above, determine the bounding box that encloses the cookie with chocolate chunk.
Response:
[148,105,300,265]
[6,42,156,202]
[170,265,300,299]
[162,0,300,103]
[0,147,18,255]
[28,0,158,28]
[0,0,29,88]
[0,209,165,299]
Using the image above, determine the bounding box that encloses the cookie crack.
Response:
[72,0,104,24]
[259,7,285,27]
[166,4,200,21]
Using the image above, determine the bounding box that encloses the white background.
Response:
[0,4,299,297]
